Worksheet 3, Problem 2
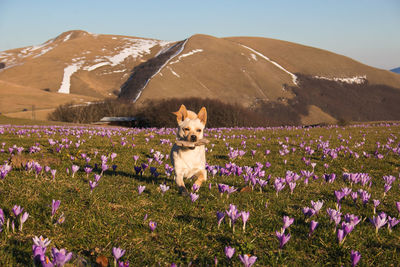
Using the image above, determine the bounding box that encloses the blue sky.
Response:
[0,0,399,69]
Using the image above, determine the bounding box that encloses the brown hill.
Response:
[1,31,400,124]
[0,30,173,119]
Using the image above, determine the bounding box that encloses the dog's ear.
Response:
[172,104,188,124]
[197,107,207,125]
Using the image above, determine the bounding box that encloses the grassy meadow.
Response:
[0,121,400,266]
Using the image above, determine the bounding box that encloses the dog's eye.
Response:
[183,128,189,131]
[196,129,202,132]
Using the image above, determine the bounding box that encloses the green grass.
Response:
[0,123,400,266]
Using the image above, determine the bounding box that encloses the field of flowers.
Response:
[1,122,400,266]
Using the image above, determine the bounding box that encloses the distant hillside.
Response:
[391,67,400,74]
[1,30,400,124]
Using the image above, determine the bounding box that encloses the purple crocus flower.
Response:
[217,211,225,229]
[51,248,73,266]
[282,216,294,231]
[84,167,93,177]
[350,250,361,267]
[309,220,318,236]
[149,221,157,232]
[134,166,142,175]
[373,199,380,214]
[192,183,200,192]
[342,222,354,235]
[334,190,345,203]
[288,182,296,194]
[218,184,228,195]
[33,236,51,248]
[238,254,257,267]
[275,231,291,249]
[94,174,101,182]
[52,200,61,217]
[226,186,237,196]
[388,216,400,232]
[384,184,392,195]
[0,208,3,225]
[351,192,358,203]
[19,212,29,231]
[396,202,400,214]
[138,185,146,195]
[133,155,139,164]
[337,229,345,244]
[241,211,250,232]
[56,213,65,225]
[150,167,157,176]
[32,245,46,264]
[50,169,56,180]
[274,179,285,196]
[226,204,240,228]
[341,187,352,196]
[12,205,23,217]
[311,200,323,213]
[224,246,235,259]
[89,180,98,192]
[101,163,109,174]
[359,189,371,205]
[118,260,130,267]
[110,152,117,161]
[160,184,170,195]
[302,207,316,217]
[370,214,387,234]
[42,256,54,267]
[190,193,199,203]
[141,163,149,172]
[113,247,126,261]
[71,164,79,178]
[101,155,108,163]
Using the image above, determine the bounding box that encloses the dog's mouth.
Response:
[180,135,195,142]
[177,136,197,150]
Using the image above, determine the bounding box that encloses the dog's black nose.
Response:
[190,135,197,142]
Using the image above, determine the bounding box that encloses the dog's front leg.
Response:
[175,173,188,195]
[194,169,207,188]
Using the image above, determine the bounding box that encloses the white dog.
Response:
[170,104,207,194]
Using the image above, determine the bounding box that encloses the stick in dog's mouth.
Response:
[175,138,210,148]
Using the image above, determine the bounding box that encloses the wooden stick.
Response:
[175,138,210,148]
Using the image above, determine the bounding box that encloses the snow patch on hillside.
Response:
[58,63,82,94]
[314,75,367,84]
[167,66,180,78]
[20,39,56,59]
[0,52,18,69]
[63,33,73,42]
[169,49,203,65]
[105,39,160,66]
[240,44,298,85]
[83,62,109,71]
[33,46,55,58]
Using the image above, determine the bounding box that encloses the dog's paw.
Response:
[179,186,189,196]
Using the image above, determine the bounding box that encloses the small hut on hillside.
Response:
[94,117,137,127]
